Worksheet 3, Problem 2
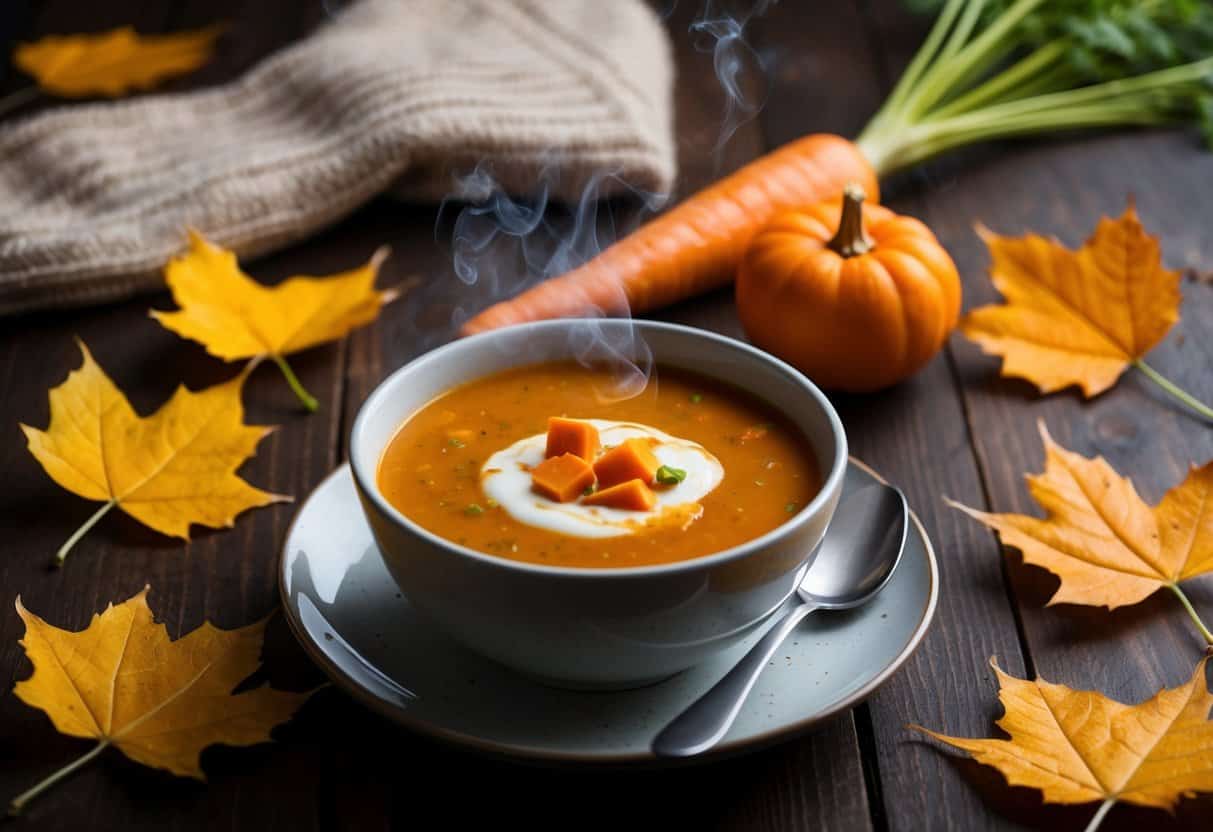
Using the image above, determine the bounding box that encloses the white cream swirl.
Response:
[480,419,723,538]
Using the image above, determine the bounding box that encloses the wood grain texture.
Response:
[861,1,1213,828]
[6,0,1211,830]
[336,2,875,830]
[933,134,1213,689]
[316,706,869,832]
[0,2,333,830]
[912,136,1213,832]
[746,3,1029,830]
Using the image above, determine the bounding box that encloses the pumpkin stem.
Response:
[826,183,876,258]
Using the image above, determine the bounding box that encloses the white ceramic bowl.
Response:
[349,320,847,689]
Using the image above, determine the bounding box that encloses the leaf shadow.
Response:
[242,345,344,424]
[140,340,237,388]
[912,737,1211,831]
[949,336,1063,406]
[0,620,329,823]
[1005,550,1213,652]
[102,511,194,551]
[0,489,79,539]
[119,321,344,424]
[233,614,329,694]
[984,370,1085,410]
[1123,366,1213,427]
[0,489,184,570]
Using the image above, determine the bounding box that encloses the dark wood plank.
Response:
[744,3,1031,831]
[314,704,868,832]
[0,2,340,830]
[861,1,1213,828]
[0,1,35,90]
[335,3,875,831]
[168,0,329,90]
[1,0,173,116]
[916,135,1213,832]
[928,132,1213,685]
[11,0,1207,830]
[0,267,338,832]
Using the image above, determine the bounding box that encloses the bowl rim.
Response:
[348,319,848,579]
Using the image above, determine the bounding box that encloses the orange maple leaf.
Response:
[948,422,1213,645]
[152,231,397,412]
[8,587,315,816]
[913,658,1213,830]
[14,25,222,98]
[20,340,286,566]
[962,202,1180,397]
[960,203,1212,420]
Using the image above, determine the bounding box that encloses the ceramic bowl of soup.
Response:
[349,320,847,689]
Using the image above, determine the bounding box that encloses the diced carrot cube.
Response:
[582,479,657,511]
[593,438,660,489]
[545,417,600,461]
[531,453,596,503]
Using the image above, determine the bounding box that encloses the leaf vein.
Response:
[1058,458,1169,579]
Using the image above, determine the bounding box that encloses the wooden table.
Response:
[2,2,1211,829]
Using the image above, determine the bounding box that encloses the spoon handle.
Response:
[652,601,818,757]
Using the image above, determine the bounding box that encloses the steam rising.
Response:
[690,0,774,160]
[441,162,664,401]
[442,1,775,400]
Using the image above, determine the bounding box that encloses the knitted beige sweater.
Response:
[0,0,675,315]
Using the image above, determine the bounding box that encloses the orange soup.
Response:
[377,362,820,568]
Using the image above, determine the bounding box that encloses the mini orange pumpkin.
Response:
[736,184,961,392]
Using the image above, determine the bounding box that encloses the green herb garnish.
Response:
[656,465,688,485]
[583,484,596,496]
[690,393,704,404]
[464,503,484,516]
[785,502,797,513]
[448,437,465,448]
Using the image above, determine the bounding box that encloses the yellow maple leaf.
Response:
[152,230,397,411]
[913,658,1213,831]
[7,587,315,817]
[20,340,286,566]
[14,25,222,98]
[960,203,1212,419]
[948,422,1213,645]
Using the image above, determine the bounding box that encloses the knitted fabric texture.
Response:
[0,0,675,315]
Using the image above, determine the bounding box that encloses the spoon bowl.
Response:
[799,483,908,609]
[652,483,908,758]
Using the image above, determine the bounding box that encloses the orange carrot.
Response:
[460,134,877,335]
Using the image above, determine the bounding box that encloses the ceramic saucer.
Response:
[279,458,938,763]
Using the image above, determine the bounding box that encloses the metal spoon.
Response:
[651,483,908,758]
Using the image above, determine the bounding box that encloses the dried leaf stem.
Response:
[1168,583,1213,647]
[54,500,116,568]
[7,740,109,817]
[1133,360,1213,423]
[1083,798,1116,832]
[270,354,318,412]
